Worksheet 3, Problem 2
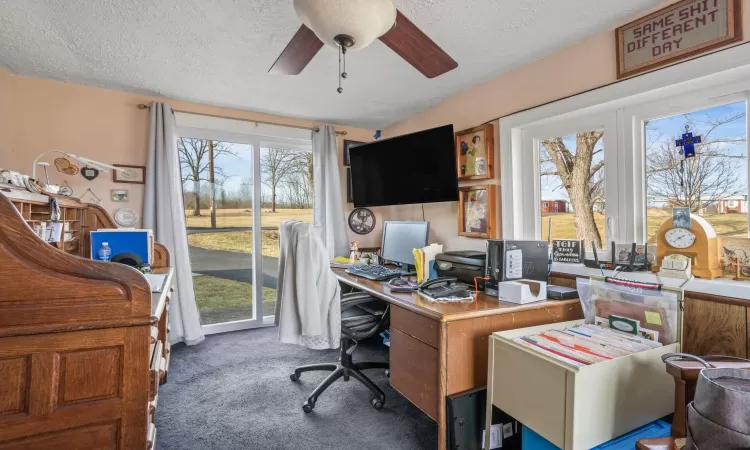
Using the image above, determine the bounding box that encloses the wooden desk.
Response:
[0,190,174,449]
[333,269,583,450]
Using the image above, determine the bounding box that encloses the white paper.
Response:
[422,243,443,281]
[502,422,514,439]
[143,273,167,293]
[481,424,503,449]
[505,249,522,279]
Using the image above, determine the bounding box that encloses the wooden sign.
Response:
[552,239,583,264]
[616,0,742,79]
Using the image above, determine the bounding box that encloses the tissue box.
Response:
[497,280,547,304]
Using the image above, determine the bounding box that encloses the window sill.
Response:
[551,262,750,302]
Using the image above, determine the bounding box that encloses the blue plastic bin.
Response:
[522,419,671,450]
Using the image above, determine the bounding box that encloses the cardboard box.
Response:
[497,280,547,304]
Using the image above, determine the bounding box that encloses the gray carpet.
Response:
[155,326,437,450]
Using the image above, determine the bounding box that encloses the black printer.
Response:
[434,251,487,289]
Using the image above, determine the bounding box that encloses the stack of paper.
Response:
[513,323,662,368]
[412,243,443,283]
[330,256,353,269]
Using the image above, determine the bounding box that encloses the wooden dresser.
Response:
[0,186,172,449]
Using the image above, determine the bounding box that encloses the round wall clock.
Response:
[114,208,139,227]
[348,208,375,235]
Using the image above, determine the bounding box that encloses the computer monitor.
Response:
[381,221,430,271]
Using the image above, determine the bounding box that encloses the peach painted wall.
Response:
[381,0,750,252]
[0,69,376,245]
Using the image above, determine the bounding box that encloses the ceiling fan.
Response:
[269,0,458,93]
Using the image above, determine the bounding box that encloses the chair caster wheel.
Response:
[290,373,299,382]
[302,400,315,413]
[371,397,384,410]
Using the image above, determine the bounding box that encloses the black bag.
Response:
[663,353,750,450]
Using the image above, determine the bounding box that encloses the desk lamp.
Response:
[31,150,133,181]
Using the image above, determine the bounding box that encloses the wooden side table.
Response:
[665,359,750,437]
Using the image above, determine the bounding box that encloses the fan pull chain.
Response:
[337,46,348,94]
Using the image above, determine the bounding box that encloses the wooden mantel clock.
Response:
[652,215,721,279]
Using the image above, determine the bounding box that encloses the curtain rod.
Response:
[137,104,347,135]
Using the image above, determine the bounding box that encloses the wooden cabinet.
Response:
[0,188,173,449]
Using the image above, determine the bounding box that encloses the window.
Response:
[539,130,606,243]
[644,101,748,243]
[175,114,314,334]
[501,45,750,262]
[179,138,258,327]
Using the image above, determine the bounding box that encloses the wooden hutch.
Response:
[0,185,172,449]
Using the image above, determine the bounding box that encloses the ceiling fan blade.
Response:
[269,25,324,75]
[379,10,458,79]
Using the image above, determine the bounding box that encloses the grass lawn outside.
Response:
[188,230,280,257]
[185,208,313,228]
[192,274,277,325]
[543,210,748,244]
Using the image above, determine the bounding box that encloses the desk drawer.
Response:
[390,327,439,420]
[391,305,439,348]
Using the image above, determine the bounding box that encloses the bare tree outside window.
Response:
[645,103,747,242]
[540,130,606,246]
[260,148,310,213]
[178,138,237,219]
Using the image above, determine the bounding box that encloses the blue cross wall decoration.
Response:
[675,125,702,159]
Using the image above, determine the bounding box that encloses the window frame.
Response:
[520,112,619,242]
[175,114,314,334]
[501,44,750,245]
[622,89,750,242]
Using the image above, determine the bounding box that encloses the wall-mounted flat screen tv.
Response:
[349,125,458,207]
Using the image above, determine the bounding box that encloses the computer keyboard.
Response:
[346,264,403,281]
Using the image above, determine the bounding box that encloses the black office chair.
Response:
[290,291,390,413]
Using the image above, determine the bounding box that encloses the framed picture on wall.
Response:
[456,124,494,181]
[343,140,365,166]
[458,185,496,239]
[111,189,129,202]
[113,164,146,184]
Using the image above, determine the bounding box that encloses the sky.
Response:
[540,101,747,203]
[180,142,311,199]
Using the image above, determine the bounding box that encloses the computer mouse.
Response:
[389,278,408,286]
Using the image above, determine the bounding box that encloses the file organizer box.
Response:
[485,281,682,450]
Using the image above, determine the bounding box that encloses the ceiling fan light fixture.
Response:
[293,0,397,51]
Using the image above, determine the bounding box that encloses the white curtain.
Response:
[312,126,349,258]
[143,102,205,346]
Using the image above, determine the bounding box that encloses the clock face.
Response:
[665,228,696,249]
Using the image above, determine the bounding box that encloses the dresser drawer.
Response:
[389,327,439,420]
[391,305,439,348]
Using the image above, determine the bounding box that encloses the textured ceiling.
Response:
[0,0,660,129]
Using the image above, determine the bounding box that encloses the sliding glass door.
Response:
[177,130,313,334]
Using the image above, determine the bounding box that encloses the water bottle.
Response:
[98,242,112,262]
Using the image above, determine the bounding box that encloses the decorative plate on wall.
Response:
[348,208,376,235]
[114,208,139,227]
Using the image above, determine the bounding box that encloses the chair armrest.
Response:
[341,292,378,312]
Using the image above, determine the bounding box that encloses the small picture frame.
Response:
[111,189,129,202]
[456,124,494,181]
[458,185,497,238]
[113,164,146,184]
[719,237,750,280]
[672,207,691,229]
[343,140,365,166]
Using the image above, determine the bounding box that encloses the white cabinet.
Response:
[485,320,678,450]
